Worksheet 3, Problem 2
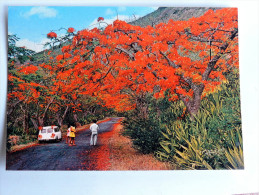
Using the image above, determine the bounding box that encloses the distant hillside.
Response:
[31,40,72,65]
[130,7,221,27]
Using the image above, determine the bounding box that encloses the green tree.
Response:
[8,34,35,64]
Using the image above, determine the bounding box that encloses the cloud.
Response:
[16,38,50,53]
[106,7,126,16]
[105,8,115,15]
[23,6,58,18]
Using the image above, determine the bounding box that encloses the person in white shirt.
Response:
[90,119,99,146]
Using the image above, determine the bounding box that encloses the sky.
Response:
[8,6,157,52]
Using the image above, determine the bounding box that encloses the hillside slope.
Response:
[130,7,220,27]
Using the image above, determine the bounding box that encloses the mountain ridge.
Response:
[129,7,221,27]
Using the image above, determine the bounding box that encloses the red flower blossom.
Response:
[47,32,57,39]
[19,65,38,75]
[97,17,104,22]
[67,27,75,33]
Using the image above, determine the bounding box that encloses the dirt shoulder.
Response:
[93,118,174,170]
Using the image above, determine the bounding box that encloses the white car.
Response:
[38,126,62,142]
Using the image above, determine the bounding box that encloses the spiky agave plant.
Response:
[223,128,244,169]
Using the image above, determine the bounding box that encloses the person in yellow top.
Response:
[69,124,76,146]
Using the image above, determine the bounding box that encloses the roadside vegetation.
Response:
[123,68,243,169]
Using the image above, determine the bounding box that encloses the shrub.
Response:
[122,91,185,154]
[123,117,162,154]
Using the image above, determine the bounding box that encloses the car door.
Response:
[47,128,54,140]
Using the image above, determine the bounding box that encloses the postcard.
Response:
[6,6,243,171]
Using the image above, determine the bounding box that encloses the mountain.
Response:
[130,7,221,27]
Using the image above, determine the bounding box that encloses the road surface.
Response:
[6,117,121,170]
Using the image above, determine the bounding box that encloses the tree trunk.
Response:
[31,116,44,130]
[19,104,29,134]
[35,97,55,128]
[73,113,78,123]
[24,107,29,134]
[7,99,23,116]
[136,95,149,119]
[180,84,204,119]
[167,28,238,118]
[38,117,44,127]
[57,105,69,126]
[31,118,38,130]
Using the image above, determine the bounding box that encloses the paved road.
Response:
[6,117,121,170]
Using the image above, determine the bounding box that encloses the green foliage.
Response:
[123,68,243,170]
[123,116,162,154]
[174,136,213,170]
[122,92,185,154]
[8,34,35,63]
[223,129,244,169]
[156,69,243,169]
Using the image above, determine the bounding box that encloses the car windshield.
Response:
[41,129,46,133]
[47,128,53,133]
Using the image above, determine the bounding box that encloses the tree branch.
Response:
[7,99,23,116]
[42,97,55,119]
[159,51,180,68]
[95,67,113,83]
[116,46,135,60]
[202,28,238,81]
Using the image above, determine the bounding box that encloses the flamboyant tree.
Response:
[49,8,238,118]
[8,28,105,131]
[8,62,46,131]
[7,8,238,135]
[38,26,102,125]
[9,8,237,129]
